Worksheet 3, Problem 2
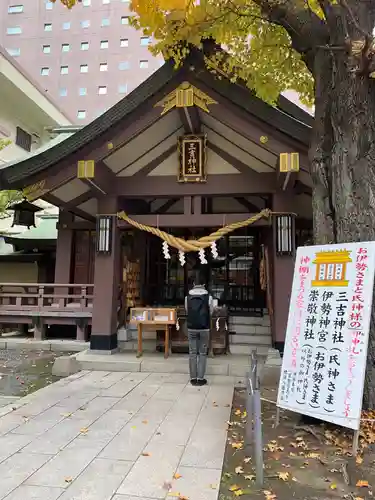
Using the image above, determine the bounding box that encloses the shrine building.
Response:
[0,46,313,356]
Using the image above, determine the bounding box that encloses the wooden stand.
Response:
[131,307,176,359]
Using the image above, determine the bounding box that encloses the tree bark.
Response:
[309,3,375,408]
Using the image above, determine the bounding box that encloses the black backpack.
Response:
[187,293,210,330]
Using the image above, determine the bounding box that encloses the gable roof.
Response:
[0,49,312,189]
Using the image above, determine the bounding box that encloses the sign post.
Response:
[277,242,375,453]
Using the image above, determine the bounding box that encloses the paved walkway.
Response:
[0,370,236,500]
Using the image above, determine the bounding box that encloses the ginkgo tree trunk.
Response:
[57,0,375,408]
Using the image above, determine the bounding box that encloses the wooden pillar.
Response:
[54,210,74,284]
[90,196,120,352]
[272,193,295,356]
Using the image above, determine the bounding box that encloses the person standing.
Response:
[185,275,214,386]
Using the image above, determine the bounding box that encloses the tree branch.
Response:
[252,0,329,73]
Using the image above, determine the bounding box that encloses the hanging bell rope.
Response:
[117,208,273,252]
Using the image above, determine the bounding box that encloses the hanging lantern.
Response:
[274,214,296,256]
[162,241,171,259]
[178,250,185,266]
[11,200,41,229]
[198,248,207,264]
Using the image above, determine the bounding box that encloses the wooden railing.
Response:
[0,283,94,316]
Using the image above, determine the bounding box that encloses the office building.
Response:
[1,0,163,124]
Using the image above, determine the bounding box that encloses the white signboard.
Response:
[277,242,375,430]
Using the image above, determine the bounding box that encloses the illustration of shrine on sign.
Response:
[311,250,352,287]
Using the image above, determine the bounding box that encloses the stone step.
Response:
[230,324,270,335]
[230,334,272,345]
[229,314,270,327]
[230,343,271,355]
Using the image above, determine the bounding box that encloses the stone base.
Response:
[90,332,118,351]
[52,355,80,377]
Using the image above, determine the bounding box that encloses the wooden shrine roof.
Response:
[0,48,312,189]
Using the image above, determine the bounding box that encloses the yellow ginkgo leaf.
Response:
[330,483,337,490]
[174,473,182,479]
[229,484,240,492]
[278,472,289,481]
[79,428,88,434]
[64,477,73,483]
[235,466,244,474]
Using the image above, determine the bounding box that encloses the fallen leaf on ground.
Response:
[234,490,244,497]
[292,477,298,482]
[307,452,320,458]
[356,480,369,488]
[263,490,277,500]
[231,442,243,450]
[142,420,148,424]
[356,455,364,465]
[243,457,251,463]
[235,409,242,416]
[278,472,289,481]
[330,484,337,490]
[244,475,255,481]
[229,484,240,492]
[174,473,182,479]
[289,452,297,457]
[278,435,287,439]
[64,477,73,483]
[167,492,181,497]
[61,413,72,417]
[235,466,244,474]
[141,452,151,457]
[209,484,217,489]
[179,496,189,500]
[79,428,89,434]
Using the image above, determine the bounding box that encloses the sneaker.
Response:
[190,379,197,386]
[196,378,207,386]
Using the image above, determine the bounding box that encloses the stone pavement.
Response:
[0,370,236,500]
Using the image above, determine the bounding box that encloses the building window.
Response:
[77,110,86,120]
[121,17,130,25]
[44,23,52,32]
[140,36,149,46]
[60,65,68,74]
[99,63,108,72]
[81,42,89,51]
[100,40,108,49]
[62,22,70,30]
[118,84,127,94]
[41,67,50,76]
[98,86,107,95]
[59,88,67,97]
[45,1,53,9]
[82,0,91,5]
[8,5,24,14]
[120,38,129,47]
[61,43,70,52]
[101,18,110,26]
[80,64,88,73]
[81,20,90,28]
[42,45,51,53]
[6,47,21,56]
[139,60,149,69]
[7,26,22,35]
[79,88,87,96]
[15,127,31,152]
[118,61,129,70]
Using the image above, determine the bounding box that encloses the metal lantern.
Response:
[275,214,295,256]
[11,200,41,228]
[96,215,113,254]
